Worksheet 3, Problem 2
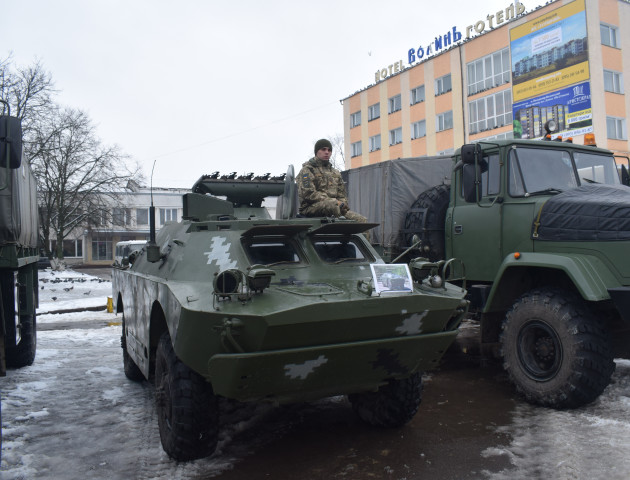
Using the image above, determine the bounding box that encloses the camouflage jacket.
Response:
[297,157,348,212]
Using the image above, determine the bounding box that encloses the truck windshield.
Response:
[574,151,620,185]
[508,147,618,197]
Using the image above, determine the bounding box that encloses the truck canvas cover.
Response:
[533,184,630,241]
[0,164,39,248]
[343,156,452,248]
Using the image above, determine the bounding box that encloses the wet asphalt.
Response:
[209,336,517,480]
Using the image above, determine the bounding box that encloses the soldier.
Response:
[297,139,367,222]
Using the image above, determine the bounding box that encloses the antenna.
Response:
[146,160,161,262]
[149,160,156,244]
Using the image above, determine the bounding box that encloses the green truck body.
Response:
[0,112,38,377]
[347,135,630,410]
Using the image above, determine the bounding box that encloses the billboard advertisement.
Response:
[510,0,589,103]
[513,81,592,139]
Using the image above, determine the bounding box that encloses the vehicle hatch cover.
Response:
[241,224,311,238]
[309,223,379,235]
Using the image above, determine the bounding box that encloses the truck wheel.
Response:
[348,373,423,427]
[121,314,144,382]
[402,185,450,261]
[6,312,36,368]
[155,332,218,461]
[501,288,615,409]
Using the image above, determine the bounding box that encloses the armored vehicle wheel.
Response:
[348,373,423,428]
[501,288,615,409]
[6,312,36,368]
[155,332,219,461]
[121,314,144,382]
[402,185,450,262]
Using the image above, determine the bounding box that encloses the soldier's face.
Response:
[316,147,332,162]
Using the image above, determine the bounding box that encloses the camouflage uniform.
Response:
[297,157,367,222]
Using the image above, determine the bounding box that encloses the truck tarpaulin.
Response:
[342,157,452,248]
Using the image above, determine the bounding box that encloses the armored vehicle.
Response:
[345,127,630,410]
[112,170,469,461]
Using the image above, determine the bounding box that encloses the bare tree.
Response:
[328,134,345,171]
[0,55,55,139]
[29,107,142,259]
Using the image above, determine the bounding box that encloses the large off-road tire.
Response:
[6,314,37,368]
[348,373,423,428]
[501,288,615,409]
[3,271,37,368]
[121,314,144,382]
[155,332,219,461]
[5,313,36,369]
[402,185,450,261]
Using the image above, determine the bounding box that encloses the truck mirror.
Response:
[0,116,23,169]
[462,163,482,203]
[621,165,630,187]
[461,144,476,164]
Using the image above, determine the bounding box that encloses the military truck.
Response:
[0,106,39,375]
[112,171,469,461]
[346,126,630,410]
[0,104,39,452]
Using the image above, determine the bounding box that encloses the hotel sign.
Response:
[375,2,526,83]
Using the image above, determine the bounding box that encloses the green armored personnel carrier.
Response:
[112,171,468,461]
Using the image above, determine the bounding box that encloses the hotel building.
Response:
[341,0,630,168]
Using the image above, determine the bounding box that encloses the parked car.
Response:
[37,256,52,270]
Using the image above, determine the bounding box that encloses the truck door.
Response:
[448,153,503,281]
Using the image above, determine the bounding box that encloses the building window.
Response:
[136,208,149,226]
[604,70,624,94]
[351,141,362,157]
[61,239,83,258]
[350,111,361,128]
[601,23,618,48]
[436,111,453,132]
[160,208,178,225]
[435,74,452,96]
[389,127,402,145]
[92,239,113,261]
[607,116,627,140]
[113,208,131,226]
[368,103,380,121]
[412,120,426,139]
[410,85,425,105]
[469,89,513,134]
[89,209,108,227]
[388,94,401,114]
[369,134,381,152]
[475,131,515,142]
[467,48,510,96]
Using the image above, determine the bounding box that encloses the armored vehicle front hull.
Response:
[112,177,468,460]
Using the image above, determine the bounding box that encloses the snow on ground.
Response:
[482,359,630,480]
[37,268,112,316]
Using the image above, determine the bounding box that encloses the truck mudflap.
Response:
[608,287,630,323]
[206,330,457,402]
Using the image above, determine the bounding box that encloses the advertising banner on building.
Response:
[510,0,588,103]
[513,81,592,140]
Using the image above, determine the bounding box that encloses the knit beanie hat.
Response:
[314,139,333,154]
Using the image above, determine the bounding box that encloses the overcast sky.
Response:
[4,0,518,188]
